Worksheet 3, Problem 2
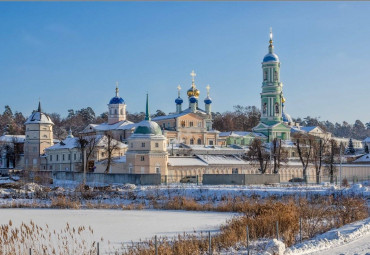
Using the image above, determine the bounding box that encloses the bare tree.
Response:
[293,133,313,182]
[324,139,340,183]
[271,138,288,174]
[311,138,328,184]
[103,131,121,173]
[75,135,89,172]
[247,138,270,174]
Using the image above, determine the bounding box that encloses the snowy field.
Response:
[0,208,236,253]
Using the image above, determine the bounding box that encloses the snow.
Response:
[197,154,247,165]
[168,157,208,166]
[25,111,54,124]
[286,217,370,255]
[354,154,370,163]
[0,135,25,143]
[0,209,235,254]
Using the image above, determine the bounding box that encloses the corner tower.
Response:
[253,29,290,141]
[108,82,126,124]
[24,101,54,170]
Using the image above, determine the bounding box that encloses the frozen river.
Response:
[0,209,236,253]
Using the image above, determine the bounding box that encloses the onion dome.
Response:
[204,96,212,104]
[109,97,124,104]
[263,53,279,63]
[175,97,183,105]
[25,101,54,125]
[189,96,198,104]
[109,83,125,104]
[187,87,200,98]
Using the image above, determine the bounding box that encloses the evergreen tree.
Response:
[347,138,355,154]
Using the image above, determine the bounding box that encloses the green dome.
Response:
[134,120,162,135]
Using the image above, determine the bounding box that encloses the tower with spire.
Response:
[175,85,183,114]
[253,29,290,142]
[24,101,54,170]
[126,94,168,175]
[108,82,127,124]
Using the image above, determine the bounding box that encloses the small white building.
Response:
[43,131,127,172]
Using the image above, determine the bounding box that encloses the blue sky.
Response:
[0,2,369,124]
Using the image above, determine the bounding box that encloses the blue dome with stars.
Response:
[109,97,125,104]
[189,96,197,103]
[204,96,212,104]
[263,53,279,63]
[175,97,183,104]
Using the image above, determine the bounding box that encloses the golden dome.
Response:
[187,87,200,98]
[282,97,286,103]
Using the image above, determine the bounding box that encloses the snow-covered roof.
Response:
[152,107,206,121]
[362,137,370,143]
[0,135,25,143]
[219,131,266,138]
[82,120,136,133]
[353,154,370,163]
[25,111,54,125]
[45,135,127,151]
[300,126,319,133]
[197,154,247,165]
[168,157,208,166]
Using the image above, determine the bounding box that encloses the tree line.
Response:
[0,105,369,141]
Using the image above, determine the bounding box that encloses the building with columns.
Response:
[23,102,55,170]
[152,71,219,146]
[253,30,291,142]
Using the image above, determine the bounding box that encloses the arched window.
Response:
[197,138,201,145]
[114,109,117,115]
[190,138,194,145]
[274,70,278,81]
[120,108,123,115]
[275,102,279,114]
[263,103,267,114]
[263,70,267,81]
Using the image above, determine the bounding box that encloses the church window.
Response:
[120,109,123,115]
[156,167,160,174]
[197,138,202,145]
[263,103,267,114]
[56,155,59,161]
[74,154,76,160]
[263,70,267,81]
[209,140,214,145]
[140,156,145,161]
[114,109,117,115]
[101,152,105,157]
[155,143,159,148]
[190,139,194,145]
[275,102,279,114]
[50,155,52,161]
[274,70,278,81]
[198,121,202,127]
[141,142,145,147]
[190,121,193,127]
[181,121,185,128]
[62,154,65,161]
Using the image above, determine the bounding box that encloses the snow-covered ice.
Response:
[0,208,235,254]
